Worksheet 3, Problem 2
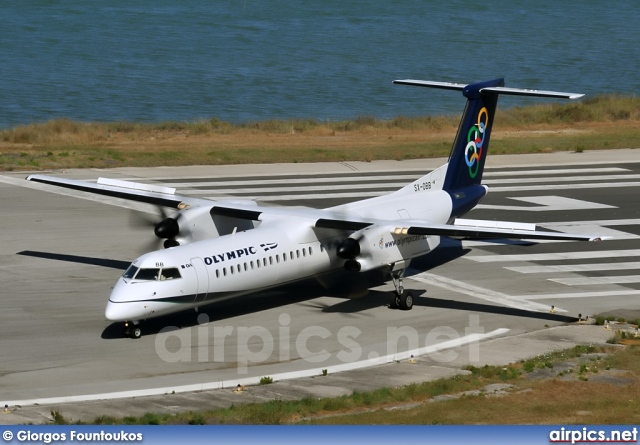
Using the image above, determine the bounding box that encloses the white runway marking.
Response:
[467,249,640,263]
[539,224,637,241]
[506,262,640,274]
[547,218,640,227]
[517,290,640,300]
[490,181,640,193]
[408,270,566,313]
[549,275,640,286]
[482,173,640,185]
[163,174,419,187]
[478,196,615,212]
[226,191,387,201]
[483,167,627,176]
[183,182,410,195]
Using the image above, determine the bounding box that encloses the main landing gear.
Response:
[388,262,413,311]
[124,321,142,339]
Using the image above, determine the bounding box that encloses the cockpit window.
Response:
[123,266,181,281]
[123,265,139,279]
[135,268,161,281]
[160,268,182,280]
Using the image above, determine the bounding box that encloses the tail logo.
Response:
[464,107,489,178]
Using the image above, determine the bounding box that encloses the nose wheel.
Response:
[389,266,413,311]
[124,321,142,339]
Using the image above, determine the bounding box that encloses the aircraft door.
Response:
[190,257,210,304]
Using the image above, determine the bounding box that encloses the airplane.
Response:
[26,78,603,338]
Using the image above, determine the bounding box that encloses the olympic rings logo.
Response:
[465,107,489,179]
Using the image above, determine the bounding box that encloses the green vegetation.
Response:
[259,376,274,385]
[51,410,67,425]
[1,94,639,171]
[44,342,640,425]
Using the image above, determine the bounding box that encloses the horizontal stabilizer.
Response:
[480,86,584,100]
[392,80,467,91]
[393,79,583,99]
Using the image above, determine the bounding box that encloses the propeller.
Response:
[336,237,360,259]
[129,206,183,250]
[336,237,362,271]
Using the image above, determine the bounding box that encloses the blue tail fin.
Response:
[442,78,503,192]
[393,78,583,218]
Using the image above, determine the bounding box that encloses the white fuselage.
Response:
[106,179,454,323]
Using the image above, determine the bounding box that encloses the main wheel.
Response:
[399,290,413,311]
[389,293,400,309]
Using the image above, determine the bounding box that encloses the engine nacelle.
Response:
[160,201,258,247]
[336,224,439,272]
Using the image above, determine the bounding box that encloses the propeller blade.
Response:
[154,216,180,239]
[129,206,182,250]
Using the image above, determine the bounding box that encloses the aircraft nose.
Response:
[105,300,128,322]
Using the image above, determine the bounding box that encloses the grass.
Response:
[259,376,274,385]
[1,95,639,171]
[45,342,640,425]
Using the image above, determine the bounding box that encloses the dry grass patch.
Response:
[1,95,639,171]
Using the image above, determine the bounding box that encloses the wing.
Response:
[26,174,207,209]
[310,216,602,242]
[27,175,604,242]
[210,204,604,242]
[401,219,603,242]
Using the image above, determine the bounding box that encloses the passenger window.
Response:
[276,255,280,264]
[296,250,300,258]
[303,248,307,257]
[309,246,313,255]
[269,256,273,265]
[216,270,220,278]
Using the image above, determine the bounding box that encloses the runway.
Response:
[2,149,640,414]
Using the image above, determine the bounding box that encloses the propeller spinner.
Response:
[130,207,183,249]
[336,237,362,271]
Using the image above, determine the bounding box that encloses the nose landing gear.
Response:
[124,321,142,339]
